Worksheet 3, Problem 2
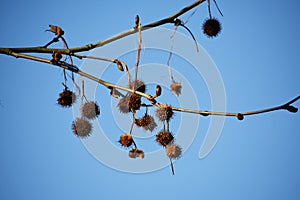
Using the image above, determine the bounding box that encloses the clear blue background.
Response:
[0,0,299,199]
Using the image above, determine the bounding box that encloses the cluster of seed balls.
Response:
[57,89,100,138]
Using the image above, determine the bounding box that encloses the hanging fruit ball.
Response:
[57,89,76,107]
[72,117,92,138]
[156,131,174,147]
[156,105,174,122]
[81,101,100,119]
[202,18,221,38]
[166,144,182,159]
[119,133,133,147]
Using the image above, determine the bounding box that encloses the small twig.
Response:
[134,15,142,88]
[170,157,175,175]
[7,51,300,120]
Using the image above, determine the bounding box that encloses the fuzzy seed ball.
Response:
[72,117,92,138]
[57,90,76,107]
[156,131,174,146]
[129,80,146,93]
[119,133,133,147]
[117,96,130,113]
[166,144,182,159]
[128,149,145,159]
[202,18,221,38]
[156,105,174,122]
[135,115,157,132]
[128,93,141,111]
[81,101,100,119]
[170,82,182,96]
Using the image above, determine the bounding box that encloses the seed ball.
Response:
[156,105,174,122]
[202,18,221,38]
[156,131,174,146]
[128,93,141,111]
[119,133,133,147]
[135,115,157,132]
[57,89,76,107]
[81,101,100,119]
[72,117,92,138]
[117,96,130,113]
[128,149,145,159]
[129,80,146,93]
[170,82,182,96]
[166,144,182,159]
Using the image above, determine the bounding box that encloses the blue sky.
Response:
[0,0,300,200]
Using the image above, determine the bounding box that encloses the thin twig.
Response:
[0,0,206,55]
[7,51,300,119]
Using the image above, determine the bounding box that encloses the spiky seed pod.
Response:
[57,89,76,107]
[156,105,174,122]
[72,118,92,138]
[117,96,130,113]
[129,80,146,93]
[48,25,64,36]
[135,115,157,132]
[166,144,182,159]
[202,18,221,38]
[128,149,145,159]
[128,93,141,111]
[81,101,100,119]
[156,131,174,146]
[119,133,133,147]
[170,82,182,96]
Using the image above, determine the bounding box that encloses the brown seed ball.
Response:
[170,82,182,96]
[81,101,100,119]
[129,80,146,93]
[117,96,130,113]
[119,133,133,147]
[156,105,174,122]
[156,131,174,146]
[128,149,145,159]
[57,90,76,107]
[135,115,157,132]
[166,144,182,159]
[202,18,221,38]
[72,118,92,138]
[128,93,141,111]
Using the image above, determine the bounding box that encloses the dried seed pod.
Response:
[170,82,182,96]
[51,51,62,63]
[156,85,162,97]
[128,149,144,159]
[81,101,100,119]
[202,18,221,38]
[119,133,133,147]
[117,96,130,113]
[128,93,141,111]
[48,25,64,36]
[72,117,92,138]
[166,144,182,159]
[57,89,76,107]
[115,60,124,71]
[156,131,174,146]
[129,80,146,93]
[135,115,157,132]
[156,105,174,122]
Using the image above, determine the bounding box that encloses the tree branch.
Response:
[0,0,205,56]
